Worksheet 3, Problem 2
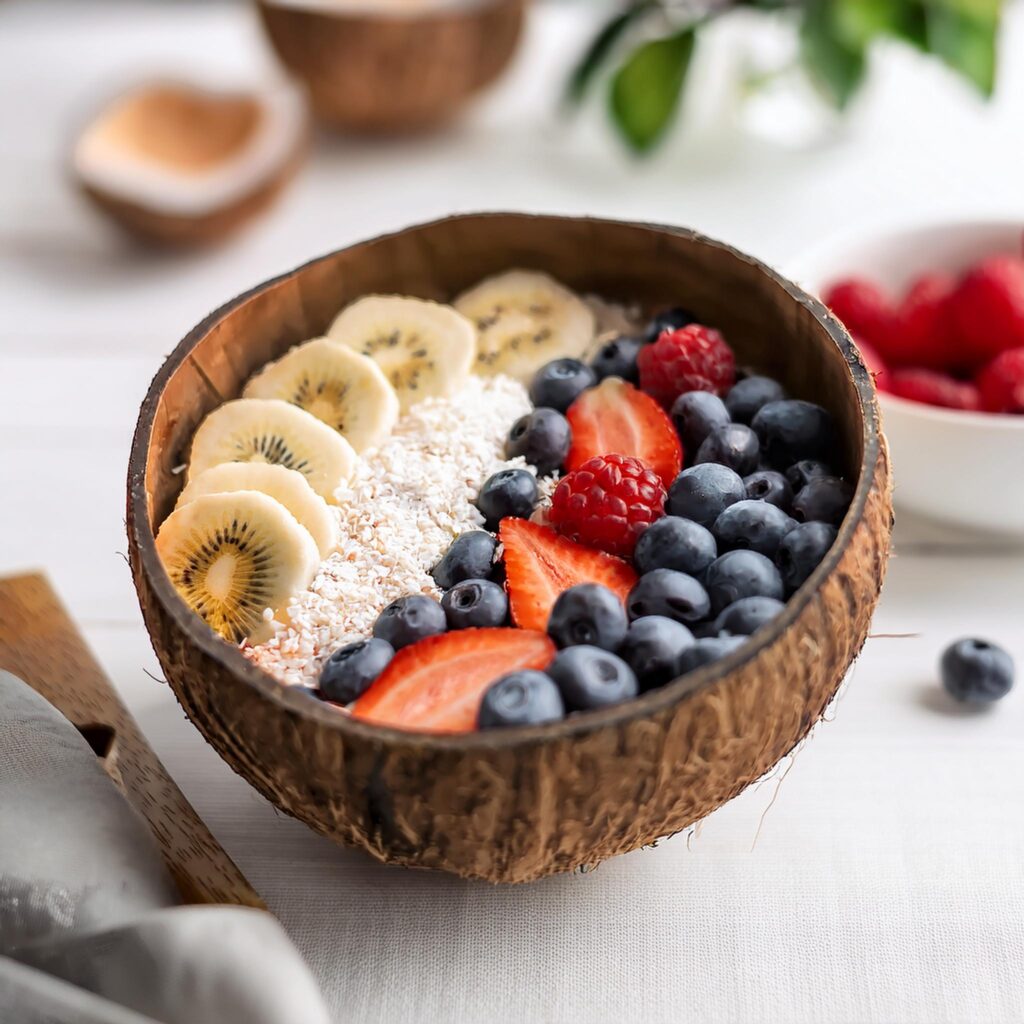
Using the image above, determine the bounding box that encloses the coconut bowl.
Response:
[255,0,526,133]
[128,213,893,884]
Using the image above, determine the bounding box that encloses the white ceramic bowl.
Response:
[789,219,1024,538]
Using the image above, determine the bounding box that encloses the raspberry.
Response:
[976,347,1024,413]
[953,255,1024,365]
[887,368,981,411]
[852,334,889,391]
[895,273,960,368]
[549,453,665,558]
[637,324,735,407]
[824,277,895,351]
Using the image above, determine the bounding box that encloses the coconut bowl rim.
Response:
[128,211,882,751]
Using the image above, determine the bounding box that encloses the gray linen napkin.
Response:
[0,670,331,1024]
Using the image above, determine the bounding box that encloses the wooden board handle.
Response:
[0,572,265,910]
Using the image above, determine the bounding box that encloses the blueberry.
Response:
[677,635,747,675]
[478,670,565,728]
[724,376,787,424]
[547,583,629,651]
[776,521,837,591]
[547,645,639,711]
[940,638,1015,704]
[713,596,785,636]
[666,463,745,528]
[704,550,784,615]
[476,468,538,530]
[712,499,797,559]
[431,531,499,588]
[590,336,644,383]
[695,423,761,477]
[626,568,710,624]
[786,459,834,493]
[372,594,446,650]
[752,400,835,468]
[792,476,853,526]
[441,579,508,629]
[633,515,717,578]
[743,469,794,511]
[670,391,731,456]
[618,616,695,690]
[529,358,597,413]
[318,638,394,703]
[505,407,571,476]
[645,306,696,342]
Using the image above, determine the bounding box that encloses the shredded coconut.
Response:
[245,374,547,687]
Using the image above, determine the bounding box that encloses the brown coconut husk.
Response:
[127,213,893,884]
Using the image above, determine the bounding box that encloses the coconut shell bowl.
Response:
[127,213,893,884]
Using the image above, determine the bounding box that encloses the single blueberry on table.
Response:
[671,391,731,456]
[626,568,710,624]
[695,423,761,477]
[677,635,747,676]
[743,469,794,512]
[752,400,835,468]
[476,468,538,530]
[478,670,565,728]
[372,594,447,650]
[441,579,509,630]
[940,639,1015,704]
[431,531,500,589]
[776,521,837,591]
[792,476,853,526]
[547,645,639,711]
[590,336,644,383]
[712,499,797,559]
[318,637,394,704]
[704,549,785,615]
[724,376,787,424]
[713,596,786,637]
[786,459,834,493]
[529,358,597,413]
[505,407,572,476]
[633,515,717,578]
[547,583,629,651]
[618,615,695,690]
[666,463,745,528]
[645,306,697,342]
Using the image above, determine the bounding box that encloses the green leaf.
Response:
[800,0,867,109]
[925,4,999,95]
[833,0,906,47]
[565,2,656,107]
[609,29,696,153]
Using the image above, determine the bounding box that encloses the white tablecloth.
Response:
[1,3,1023,1022]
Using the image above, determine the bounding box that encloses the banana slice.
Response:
[156,490,320,644]
[242,338,399,452]
[327,295,476,411]
[188,398,355,503]
[453,269,596,382]
[177,462,339,559]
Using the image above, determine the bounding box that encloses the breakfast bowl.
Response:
[789,219,1024,538]
[127,213,892,883]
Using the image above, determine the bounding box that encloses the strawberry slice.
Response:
[500,517,638,631]
[565,377,682,486]
[352,627,555,733]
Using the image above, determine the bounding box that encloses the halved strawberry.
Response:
[352,627,555,733]
[500,517,638,631]
[565,377,682,486]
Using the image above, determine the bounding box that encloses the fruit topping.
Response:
[637,324,736,406]
[499,518,638,632]
[318,638,394,704]
[712,596,785,637]
[976,347,1024,413]
[352,628,556,732]
[677,635,746,675]
[476,468,538,530]
[441,579,509,630]
[940,638,1015,704]
[618,616,695,690]
[625,568,710,625]
[644,305,696,342]
[547,583,629,651]
[590,336,644,382]
[694,423,760,476]
[372,594,447,650]
[633,515,717,578]
[751,399,835,468]
[776,521,837,591]
[431,531,501,589]
[894,273,960,368]
[670,390,731,455]
[565,377,682,487]
[887,368,981,411]
[823,277,896,352]
[712,499,797,559]
[742,469,794,512]
[665,463,745,528]
[505,407,572,476]
[549,453,665,557]
[785,459,834,492]
[703,549,784,615]
[952,255,1024,364]
[529,358,597,412]
[547,646,638,711]
[477,670,565,729]
[724,375,786,424]
[791,476,853,526]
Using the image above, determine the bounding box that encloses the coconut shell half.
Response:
[127,213,893,883]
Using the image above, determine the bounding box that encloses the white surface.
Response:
[2,3,1024,1023]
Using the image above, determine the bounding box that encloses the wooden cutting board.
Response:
[0,572,265,910]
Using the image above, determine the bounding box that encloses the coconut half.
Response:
[73,80,308,246]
